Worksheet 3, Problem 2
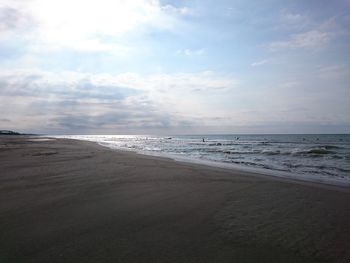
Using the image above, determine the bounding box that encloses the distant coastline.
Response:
[0,130,22,135]
[0,130,36,136]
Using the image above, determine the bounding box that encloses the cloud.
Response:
[177,48,205,56]
[278,11,311,31]
[268,30,331,51]
[161,5,192,16]
[73,71,238,93]
[317,64,350,80]
[281,12,307,24]
[251,59,269,67]
[0,6,33,33]
[1,0,192,54]
[0,69,238,133]
[1,68,348,134]
[267,15,340,52]
[0,69,237,95]
[0,70,140,100]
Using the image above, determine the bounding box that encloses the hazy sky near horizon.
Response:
[0,0,349,134]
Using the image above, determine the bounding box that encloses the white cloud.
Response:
[177,48,205,56]
[251,59,269,67]
[1,0,191,54]
[282,12,307,24]
[268,30,330,51]
[161,5,192,15]
[278,11,311,30]
[1,68,348,133]
[74,71,238,93]
[0,69,238,132]
[317,64,350,80]
[268,16,341,52]
[0,6,30,32]
[279,81,300,89]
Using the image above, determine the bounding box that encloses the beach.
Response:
[0,136,349,263]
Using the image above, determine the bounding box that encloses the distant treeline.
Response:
[0,130,22,135]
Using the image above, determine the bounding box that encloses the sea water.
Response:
[53,134,350,186]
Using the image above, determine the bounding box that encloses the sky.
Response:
[0,0,349,134]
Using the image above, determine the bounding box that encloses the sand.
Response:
[0,136,349,263]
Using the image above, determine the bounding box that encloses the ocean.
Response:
[53,134,350,186]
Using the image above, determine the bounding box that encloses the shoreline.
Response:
[49,135,350,190]
[1,136,350,262]
[98,141,350,192]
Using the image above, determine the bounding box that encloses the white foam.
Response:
[29,138,54,142]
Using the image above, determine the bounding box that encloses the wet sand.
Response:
[0,136,349,263]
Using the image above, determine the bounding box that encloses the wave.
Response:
[222,150,260,155]
[281,162,350,173]
[318,145,342,150]
[306,149,335,155]
[261,150,281,155]
[206,148,337,156]
[227,160,272,169]
[56,135,350,185]
[288,148,336,156]
[144,147,161,151]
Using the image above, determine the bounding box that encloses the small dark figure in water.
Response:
[202,138,205,142]
[236,137,239,140]
[316,138,319,141]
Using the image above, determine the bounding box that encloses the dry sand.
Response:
[0,136,349,263]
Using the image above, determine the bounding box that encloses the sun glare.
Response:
[24,0,162,50]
